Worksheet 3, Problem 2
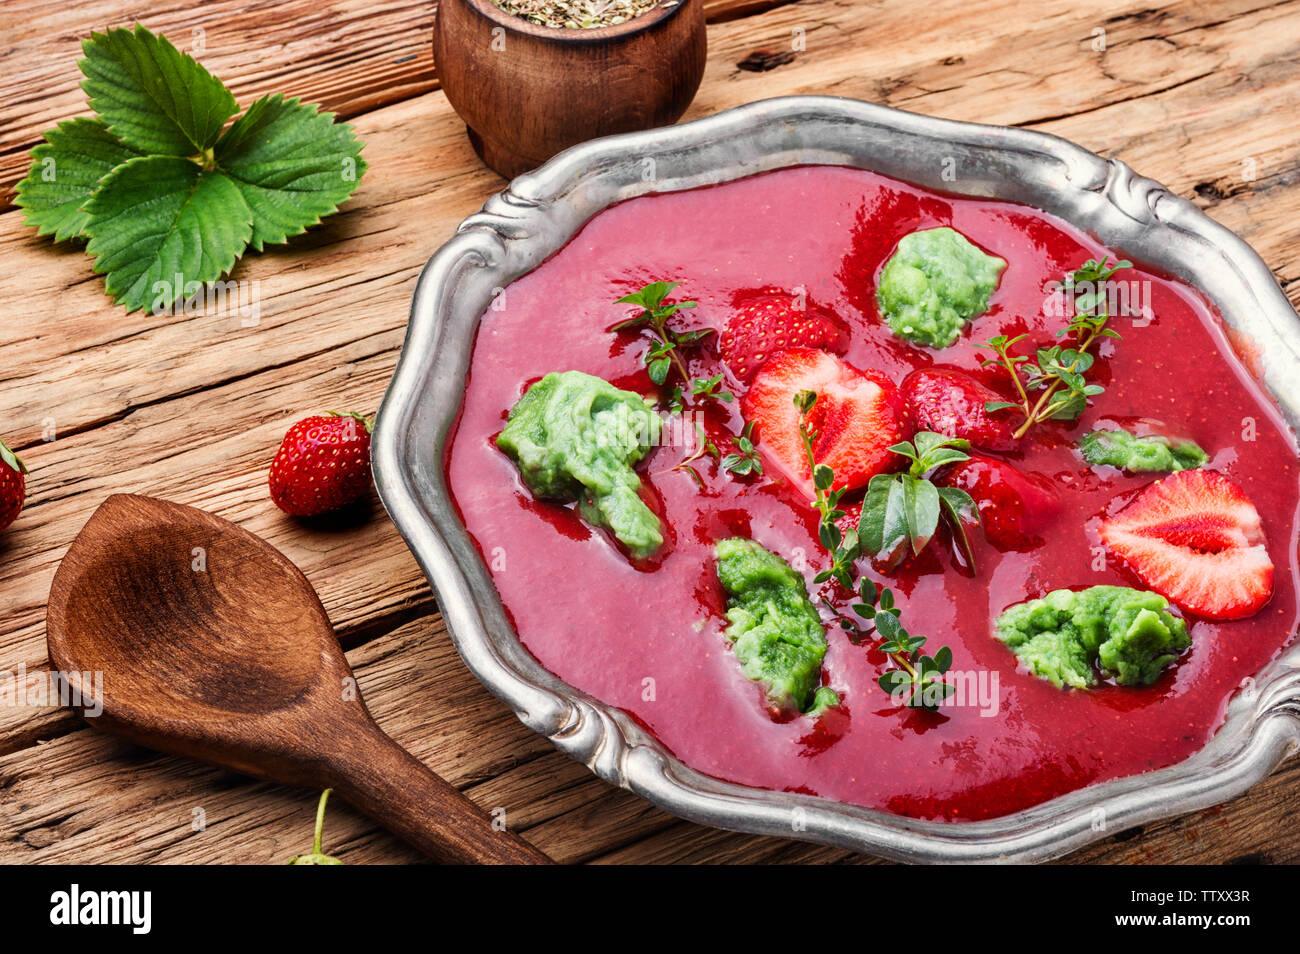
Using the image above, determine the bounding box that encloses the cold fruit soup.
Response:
[445,165,1300,820]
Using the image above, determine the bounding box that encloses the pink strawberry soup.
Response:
[444,165,1300,820]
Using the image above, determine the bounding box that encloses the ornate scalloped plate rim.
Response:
[372,96,1300,863]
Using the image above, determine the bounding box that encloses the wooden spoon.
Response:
[46,494,552,865]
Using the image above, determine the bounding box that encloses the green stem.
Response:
[799,412,829,514]
[1010,321,1106,440]
[1001,348,1032,410]
[1015,380,1064,439]
[889,652,918,679]
[312,789,332,855]
[651,315,691,383]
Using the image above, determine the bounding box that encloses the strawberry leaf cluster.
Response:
[16,24,367,314]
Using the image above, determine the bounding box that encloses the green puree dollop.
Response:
[497,370,663,558]
[715,538,839,716]
[1078,428,1208,473]
[877,226,1006,348]
[995,586,1191,689]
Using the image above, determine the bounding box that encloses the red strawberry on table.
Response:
[742,348,908,498]
[939,455,1060,551]
[719,290,847,383]
[269,412,374,517]
[0,438,27,532]
[901,367,1016,452]
[1099,469,1273,620]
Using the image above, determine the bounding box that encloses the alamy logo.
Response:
[49,884,151,934]
[0,664,102,717]
[1040,276,1152,323]
[150,272,261,326]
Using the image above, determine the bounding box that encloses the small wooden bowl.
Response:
[434,0,708,178]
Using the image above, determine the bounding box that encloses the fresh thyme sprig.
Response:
[791,396,960,712]
[852,579,955,710]
[979,257,1130,439]
[614,282,738,490]
[859,432,980,570]
[720,421,762,476]
[793,390,858,588]
[691,374,733,403]
[613,281,717,388]
[667,376,735,414]
[671,423,720,489]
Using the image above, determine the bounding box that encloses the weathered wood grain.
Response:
[2,0,1299,864]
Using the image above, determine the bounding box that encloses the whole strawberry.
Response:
[0,439,27,532]
[269,412,373,517]
[719,289,847,383]
[901,367,1016,452]
[938,456,1060,551]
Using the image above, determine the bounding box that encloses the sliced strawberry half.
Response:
[719,291,847,384]
[1099,469,1273,620]
[742,348,909,499]
[901,367,1016,452]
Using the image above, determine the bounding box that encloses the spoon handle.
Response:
[326,720,554,864]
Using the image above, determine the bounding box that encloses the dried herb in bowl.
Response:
[492,0,671,29]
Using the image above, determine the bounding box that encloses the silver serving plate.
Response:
[372,96,1300,863]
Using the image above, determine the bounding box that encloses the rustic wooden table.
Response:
[1,0,1297,865]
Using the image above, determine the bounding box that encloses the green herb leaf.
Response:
[914,446,970,474]
[720,422,762,477]
[908,431,971,475]
[14,118,142,241]
[911,432,945,460]
[859,473,898,556]
[84,156,253,313]
[909,477,941,554]
[873,607,901,642]
[859,434,965,561]
[936,485,975,521]
[878,669,911,695]
[1046,389,1088,420]
[80,25,238,155]
[665,385,685,413]
[835,561,960,712]
[859,578,878,605]
[213,94,367,251]
[616,280,681,312]
[818,519,843,551]
[879,478,910,558]
[901,474,920,552]
[937,484,978,571]
[886,439,919,463]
